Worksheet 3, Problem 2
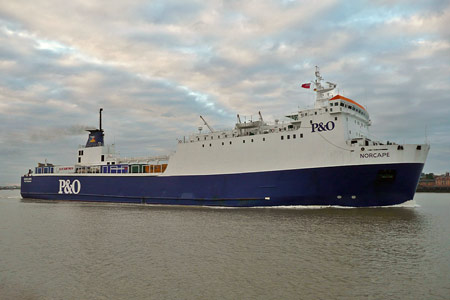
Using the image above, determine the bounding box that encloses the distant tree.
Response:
[425,173,435,179]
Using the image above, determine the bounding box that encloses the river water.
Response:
[0,190,449,300]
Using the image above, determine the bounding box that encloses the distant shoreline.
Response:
[417,187,450,193]
[0,186,20,190]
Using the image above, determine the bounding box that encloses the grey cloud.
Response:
[1,0,450,184]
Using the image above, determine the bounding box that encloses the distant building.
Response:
[435,172,450,187]
[417,172,450,192]
[418,173,435,187]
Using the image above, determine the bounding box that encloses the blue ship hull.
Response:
[21,163,424,207]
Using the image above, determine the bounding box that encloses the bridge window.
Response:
[340,102,344,107]
[300,134,303,138]
[281,136,284,140]
[293,134,296,139]
[78,157,81,163]
[334,102,338,106]
[287,135,290,139]
[101,155,104,162]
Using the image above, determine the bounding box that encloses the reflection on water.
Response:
[1,191,449,300]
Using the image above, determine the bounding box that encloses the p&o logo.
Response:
[58,179,81,194]
[311,121,335,133]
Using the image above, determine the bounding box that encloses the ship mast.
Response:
[314,66,336,108]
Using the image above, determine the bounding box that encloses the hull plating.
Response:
[21,163,424,207]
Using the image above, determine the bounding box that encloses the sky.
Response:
[0,0,449,185]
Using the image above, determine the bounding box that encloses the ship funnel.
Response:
[85,108,105,147]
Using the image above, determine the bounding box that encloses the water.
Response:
[0,190,449,300]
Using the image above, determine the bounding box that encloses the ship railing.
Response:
[117,155,169,164]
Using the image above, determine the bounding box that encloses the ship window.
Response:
[211,136,213,140]
[263,138,265,141]
[281,136,284,140]
[230,141,232,145]
[330,108,333,112]
[222,142,224,145]
[202,144,204,147]
[287,135,290,139]
[243,140,245,143]
[197,138,200,141]
[101,155,104,162]
[335,117,338,121]
[251,139,254,142]
[112,162,115,165]
[204,137,207,140]
[78,157,81,163]
[334,102,338,106]
[300,133,303,138]
[340,102,344,107]
[325,109,328,112]
[225,135,227,138]
[209,143,212,147]
[314,111,317,115]
[293,134,296,139]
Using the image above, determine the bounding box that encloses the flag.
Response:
[301,83,311,89]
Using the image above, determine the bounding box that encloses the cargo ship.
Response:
[21,67,429,207]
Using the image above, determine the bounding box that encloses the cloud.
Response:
[0,0,449,184]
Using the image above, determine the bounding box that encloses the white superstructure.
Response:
[164,67,428,176]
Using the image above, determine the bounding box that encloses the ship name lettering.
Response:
[311,121,335,133]
[58,179,81,194]
[360,152,390,159]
